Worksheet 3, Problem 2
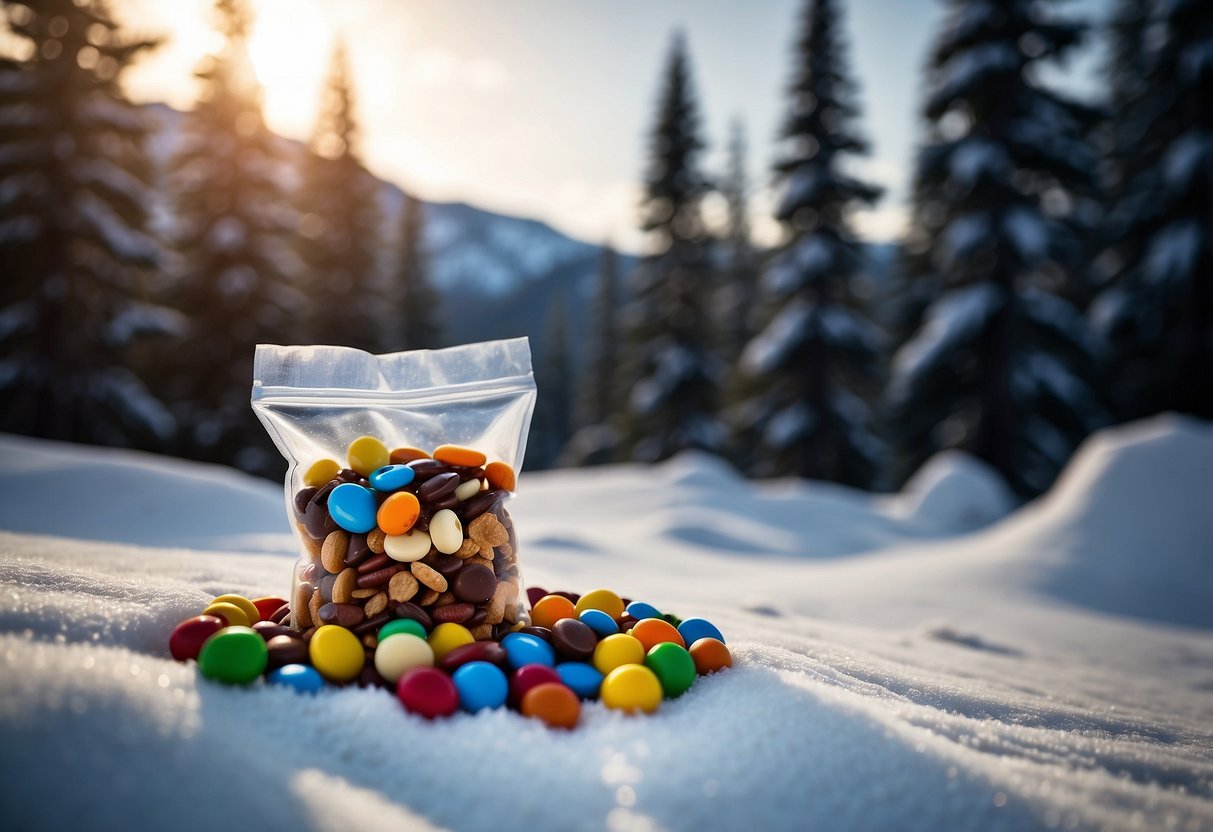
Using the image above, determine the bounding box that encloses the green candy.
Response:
[197,627,267,685]
[645,642,697,698]
[379,618,427,641]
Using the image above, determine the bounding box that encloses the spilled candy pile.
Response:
[167,436,731,729]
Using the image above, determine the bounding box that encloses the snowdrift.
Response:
[1,418,1211,832]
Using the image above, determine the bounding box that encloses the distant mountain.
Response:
[144,103,622,361]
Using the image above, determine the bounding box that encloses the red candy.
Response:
[439,640,508,674]
[169,615,227,662]
[251,597,288,621]
[509,663,562,706]
[396,666,459,719]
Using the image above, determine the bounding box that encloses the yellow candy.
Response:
[427,622,474,661]
[303,458,340,487]
[574,588,625,620]
[592,633,646,675]
[309,625,364,683]
[201,601,249,628]
[211,594,260,625]
[347,436,389,477]
[601,664,663,714]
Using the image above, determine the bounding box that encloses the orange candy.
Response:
[390,447,431,464]
[433,444,487,468]
[484,461,517,492]
[629,618,685,652]
[377,491,421,536]
[689,637,732,675]
[521,682,581,729]
[530,595,577,629]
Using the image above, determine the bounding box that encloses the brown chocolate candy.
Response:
[266,634,308,670]
[466,606,488,628]
[394,601,433,631]
[352,611,391,636]
[356,563,403,589]
[294,486,318,517]
[432,602,476,625]
[269,603,291,624]
[439,640,508,673]
[252,621,295,642]
[405,459,449,480]
[318,602,364,628]
[345,533,372,568]
[418,471,460,502]
[356,552,391,574]
[452,563,496,604]
[429,554,465,577]
[519,626,552,642]
[459,490,505,522]
[552,618,597,662]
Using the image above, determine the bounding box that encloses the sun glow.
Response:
[245,5,332,141]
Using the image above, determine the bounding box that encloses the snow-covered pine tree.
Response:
[163,0,302,472]
[1092,0,1213,421]
[889,0,1104,497]
[717,119,759,361]
[296,42,382,352]
[527,290,573,470]
[562,244,623,466]
[385,194,442,352]
[0,0,176,446]
[733,0,884,486]
[616,32,724,463]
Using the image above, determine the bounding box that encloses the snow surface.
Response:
[1,416,1212,831]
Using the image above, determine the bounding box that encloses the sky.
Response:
[111,0,1106,253]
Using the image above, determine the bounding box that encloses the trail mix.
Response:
[167,438,731,728]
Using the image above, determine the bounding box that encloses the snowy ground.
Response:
[1,416,1211,832]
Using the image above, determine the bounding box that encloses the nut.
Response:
[455,539,480,559]
[468,513,508,558]
[388,570,419,603]
[411,561,448,593]
[351,587,378,599]
[364,591,388,617]
[308,588,323,627]
[417,588,440,607]
[367,527,387,555]
[469,623,494,640]
[293,581,314,628]
[333,568,357,603]
[321,530,349,573]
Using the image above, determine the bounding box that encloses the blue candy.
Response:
[268,663,326,694]
[452,661,508,712]
[677,617,725,645]
[578,609,619,637]
[327,483,378,533]
[556,661,604,699]
[501,633,555,669]
[625,601,661,621]
[369,464,416,491]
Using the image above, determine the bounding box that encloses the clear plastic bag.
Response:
[251,339,536,665]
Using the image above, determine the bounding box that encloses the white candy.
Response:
[374,633,434,682]
[430,509,463,555]
[384,529,431,562]
[454,478,482,501]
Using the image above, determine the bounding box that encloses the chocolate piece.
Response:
[394,601,433,631]
[438,640,507,673]
[266,634,308,670]
[356,564,402,589]
[459,490,505,522]
[269,603,291,624]
[318,602,364,628]
[552,618,597,662]
[345,533,372,568]
[418,471,460,502]
[356,552,390,574]
[352,611,391,636]
[466,606,488,628]
[429,553,464,577]
[293,486,318,517]
[452,563,496,604]
[252,621,295,642]
[405,459,449,480]
[432,602,476,624]
[519,626,552,642]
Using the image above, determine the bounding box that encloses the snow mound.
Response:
[1008,414,1213,628]
[0,433,292,554]
[890,450,1017,532]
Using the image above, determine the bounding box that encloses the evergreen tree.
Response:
[889,0,1104,497]
[617,32,724,463]
[717,119,759,360]
[1092,0,1213,421]
[385,194,442,352]
[733,0,884,486]
[563,244,623,466]
[297,42,382,352]
[527,290,573,470]
[163,0,301,472]
[0,0,175,446]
